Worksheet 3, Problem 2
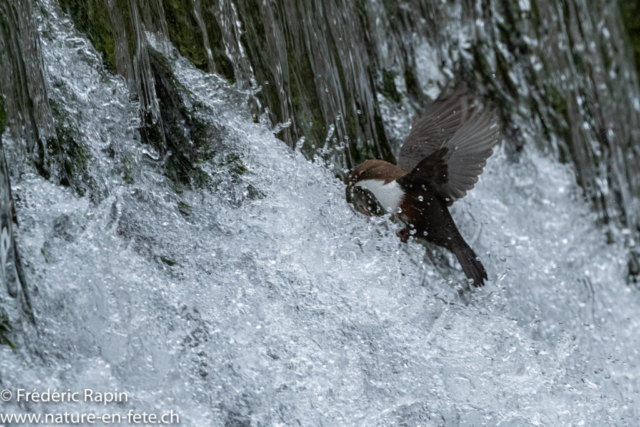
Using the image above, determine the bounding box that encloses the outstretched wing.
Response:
[398,88,499,206]
[397,87,476,172]
[438,108,499,204]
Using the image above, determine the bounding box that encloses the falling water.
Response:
[1,0,640,425]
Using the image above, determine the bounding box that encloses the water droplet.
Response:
[418,196,424,202]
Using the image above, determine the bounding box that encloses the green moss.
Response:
[58,0,117,72]
[177,201,192,216]
[44,100,91,192]
[162,0,209,70]
[619,0,640,77]
[549,86,568,119]
[0,314,15,350]
[122,155,135,184]
[145,47,225,188]
[380,69,401,103]
[403,65,422,101]
[217,152,247,176]
[50,113,87,173]
[160,256,178,266]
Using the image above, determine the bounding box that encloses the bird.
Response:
[346,87,500,287]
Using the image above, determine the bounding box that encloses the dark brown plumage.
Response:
[346,87,500,286]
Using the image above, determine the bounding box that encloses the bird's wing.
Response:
[397,87,476,172]
[397,147,449,190]
[398,87,499,206]
[437,107,499,205]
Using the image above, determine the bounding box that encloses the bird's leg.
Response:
[397,226,411,243]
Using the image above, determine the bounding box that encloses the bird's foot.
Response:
[397,228,410,243]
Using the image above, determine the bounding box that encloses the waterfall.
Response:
[1,0,640,425]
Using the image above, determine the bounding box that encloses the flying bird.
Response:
[346,87,499,286]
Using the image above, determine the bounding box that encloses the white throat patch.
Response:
[355,179,404,213]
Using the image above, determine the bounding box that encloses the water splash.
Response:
[1,0,640,426]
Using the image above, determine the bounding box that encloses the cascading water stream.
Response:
[0,0,639,425]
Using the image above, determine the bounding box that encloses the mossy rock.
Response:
[216,152,247,176]
[32,99,95,197]
[380,69,401,103]
[145,47,231,188]
[58,0,117,72]
[161,0,209,71]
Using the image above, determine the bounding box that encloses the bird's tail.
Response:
[452,241,487,287]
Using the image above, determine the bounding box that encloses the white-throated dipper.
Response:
[346,87,499,286]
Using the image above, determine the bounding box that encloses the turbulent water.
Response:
[1,0,640,426]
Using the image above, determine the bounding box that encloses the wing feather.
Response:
[398,87,500,205]
[439,108,499,204]
[397,86,476,171]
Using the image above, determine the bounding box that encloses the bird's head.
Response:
[345,159,404,217]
